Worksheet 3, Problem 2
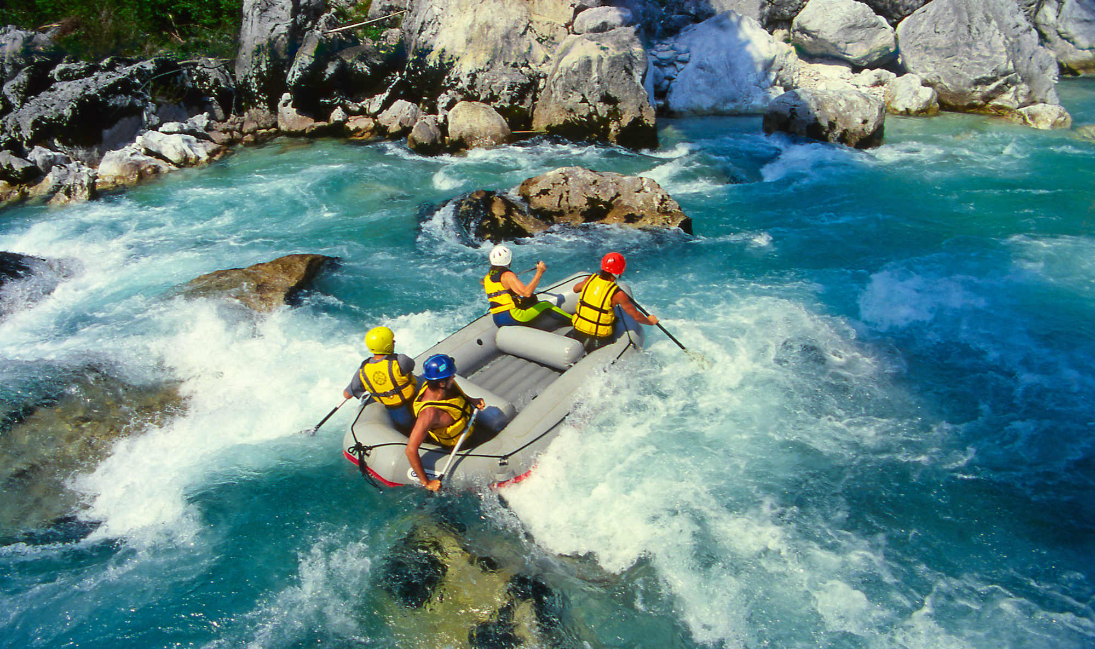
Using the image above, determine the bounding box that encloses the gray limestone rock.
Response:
[763,87,886,147]
[447,101,510,150]
[532,27,657,149]
[884,73,939,115]
[407,114,445,154]
[897,0,1064,116]
[792,0,897,67]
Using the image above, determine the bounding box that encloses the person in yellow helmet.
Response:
[483,243,571,330]
[569,252,658,353]
[344,326,417,432]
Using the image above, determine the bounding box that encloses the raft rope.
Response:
[346,325,637,471]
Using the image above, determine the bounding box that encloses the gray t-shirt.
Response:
[345,353,416,400]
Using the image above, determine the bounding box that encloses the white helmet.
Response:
[489,244,512,266]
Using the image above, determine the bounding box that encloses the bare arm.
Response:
[502,262,546,298]
[405,409,442,491]
[613,291,659,326]
[572,276,590,293]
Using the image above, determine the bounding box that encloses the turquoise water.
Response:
[2,78,1094,648]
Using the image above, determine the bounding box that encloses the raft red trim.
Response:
[343,449,403,487]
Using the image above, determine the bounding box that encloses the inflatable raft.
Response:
[343,273,645,488]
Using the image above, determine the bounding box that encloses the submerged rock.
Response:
[375,518,563,649]
[180,253,337,312]
[0,252,73,319]
[0,367,186,535]
[518,166,692,233]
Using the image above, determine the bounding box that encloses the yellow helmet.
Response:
[365,326,395,354]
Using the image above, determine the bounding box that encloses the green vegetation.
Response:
[0,0,242,60]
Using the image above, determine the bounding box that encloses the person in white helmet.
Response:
[482,244,571,330]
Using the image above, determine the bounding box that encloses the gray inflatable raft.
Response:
[342,273,645,488]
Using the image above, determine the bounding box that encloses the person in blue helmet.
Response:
[406,353,485,491]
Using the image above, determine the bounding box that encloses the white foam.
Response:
[503,295,914,646]
[859,269,987,331]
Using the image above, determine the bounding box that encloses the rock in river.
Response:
[518,166,692,234]
[180,253,336,313]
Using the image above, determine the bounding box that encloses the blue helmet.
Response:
[422,354,457,381]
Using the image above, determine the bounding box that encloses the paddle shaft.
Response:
[436,409,479,483]
[305,397,350,435]
[629,297,689,352]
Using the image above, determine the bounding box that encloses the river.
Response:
[1,79,1094,648]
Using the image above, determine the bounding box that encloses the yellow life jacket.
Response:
[359,356,417,408]
[572,273,619,338]
[484,268,516,314]
[412,384,475,446]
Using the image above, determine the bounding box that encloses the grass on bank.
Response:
[0,0,243,60]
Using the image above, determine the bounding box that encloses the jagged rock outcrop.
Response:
[447,101,510,149]
[896,0,1067,125]
[858,0,931,24]
[518,166,691,233]
[763,87,885,147]
[0,150,39,183]
[532,27,657,148]
[449,190,550,242]
[401,0,582,128]
[235,0,325,110]
[654,11,797,115]
[791,0,897,67]
[180,253,336,312]
[377,98,422,136]
[1030,0,1095,74]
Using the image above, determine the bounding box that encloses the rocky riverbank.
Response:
[1,0,1092,206]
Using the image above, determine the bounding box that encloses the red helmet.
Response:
[601,252,626,275]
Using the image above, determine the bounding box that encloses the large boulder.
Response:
[791,0,897,67]
[376,99,422,136]
[447,101,510,149]
[1031,0,1095,74]
[401,0,582,127]
[896,0,1065,117]
[763,88,885,147]
[656,11,797,115]
[532,27,657,149]
[518,166,692,233]
[449,190,550,242]
[180,253,336,312]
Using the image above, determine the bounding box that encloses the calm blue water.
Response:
[2,78,1094,648]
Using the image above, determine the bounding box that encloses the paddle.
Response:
[435,409,479,485]
[299,396,352,436]
[629,297,711,367]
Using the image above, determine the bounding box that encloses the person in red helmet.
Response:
[569,252,658,353]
